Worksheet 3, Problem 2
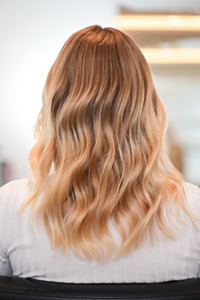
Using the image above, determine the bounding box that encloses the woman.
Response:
[0,25,200,283]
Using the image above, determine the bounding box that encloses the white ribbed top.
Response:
[0,179,200,283]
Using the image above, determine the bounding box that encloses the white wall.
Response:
[0,0,200,183]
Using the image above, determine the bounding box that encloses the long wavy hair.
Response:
[21,25,191,261]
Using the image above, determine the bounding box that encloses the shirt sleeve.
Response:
[0,183,12,276]
[0,248,12,276]
[189,183,200,278]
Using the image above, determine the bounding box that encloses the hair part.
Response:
[21,25,192,261]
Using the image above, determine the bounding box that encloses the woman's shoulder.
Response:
[184,182,200,197]
[183,182,200,211]
[0,178,31,210]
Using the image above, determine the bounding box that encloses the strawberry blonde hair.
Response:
[21,25,191,261]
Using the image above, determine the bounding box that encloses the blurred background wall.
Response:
[0,0,200,185]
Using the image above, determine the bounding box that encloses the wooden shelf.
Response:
[114,7,200,47]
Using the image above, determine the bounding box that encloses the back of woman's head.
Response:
[23,25,187,261]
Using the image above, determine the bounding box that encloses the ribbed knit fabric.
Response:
[0,179,200,283]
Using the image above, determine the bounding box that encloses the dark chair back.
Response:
[0,276,200,300]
